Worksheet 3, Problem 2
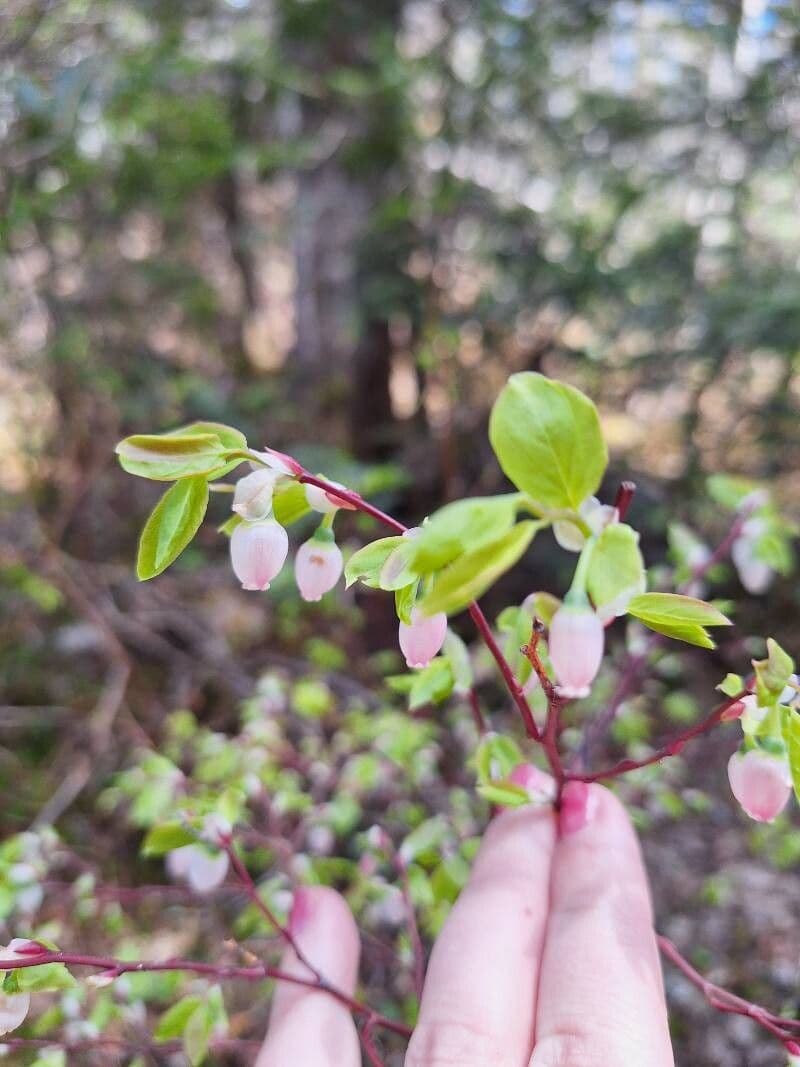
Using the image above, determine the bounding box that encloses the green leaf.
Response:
[627,592,731,649]
[117,433,228,481]
[395,581,418,625]
[344,536,404,588]
[443,630,472,695]
[418,522,540,617]
[137,476,209,580]
[717,673,744,698]
[169,422,246,451]
[753,638,795,706]
[399,816,448,864]
[586,524,646,618]
[217,513,242,537]
[155,996,204,1041]
[405,496,520,573]
[409,658,454,709]
[272,481,311,526]
[706,474,761,511]
[783,708,800,803]
[379,536,422,590]
[184,1002,212,1067]
[4,962,75,994]
[474,733,523,784]
[477,781,530,808]
[141,823,196,857]
[489,372,608,510]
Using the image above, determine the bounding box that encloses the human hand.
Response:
[257,780,674,1067]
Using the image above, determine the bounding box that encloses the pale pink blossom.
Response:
[548,603,604,698]
[305,478,357,514]
[727,749,791,823]
[167,844,230,895]
[398,607,447,668]
[0,941,32,1035]
[295,538,343,601]
[232,468,282,521]
[250,447,304,477]
[554,497,618,552]
[230,520,288,590]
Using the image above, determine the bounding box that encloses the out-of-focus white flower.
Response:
[727,748,791,823]
[232,468,282,522]
[230,519,289,590]
[305,478,357,514]
[548,603,604,698]
[295,538,343,601]
[0,942,32,1035]
[731,517,773,594]
[554,497,618,553]
[167,844,229,895]
[398,608,448,668]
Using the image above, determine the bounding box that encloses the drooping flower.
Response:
[232,468,282,522]
[398,607,448,669]
[0,940,33,1035]
[230,519,288,590]
[295,537,343,602]
[731,517,773,595]
[166,844,230,895]
[548,602,604,698]
[727,748,791,823]
[554,497,618,553]
[249,447,304,477]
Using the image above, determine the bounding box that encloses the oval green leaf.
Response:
[137,476,209,580]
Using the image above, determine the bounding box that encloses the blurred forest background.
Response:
[2,1,800,1064]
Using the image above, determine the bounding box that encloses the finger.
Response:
[257,886,361,1067]
[406,783,557,1067]
[531,782,674,1067]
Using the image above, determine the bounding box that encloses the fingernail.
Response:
[559,781,597,837]
[289,887,313,936]
[509,763,556,802]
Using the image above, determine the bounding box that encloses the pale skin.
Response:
[257,781,675,1067]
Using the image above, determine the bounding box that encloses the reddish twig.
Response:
[394,857,426,1002]
[467,687,487,734]
[613,480,637,521]
[0,951,412,1039]
[300,472,542,742]
[568,691,746,783]
[522,620,566,791]
[658,934,800,1046]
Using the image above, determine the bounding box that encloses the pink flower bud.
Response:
[232,469,281,521]
[230,520,288,590]
[398,607,447,669]
[727,749,791,823]
[305,478,357,514]
[295,538,343,601]
[548,603,604,698]
[251,447,304,477]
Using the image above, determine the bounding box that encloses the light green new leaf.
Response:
[753,638,795,706]
[477,781,530,808]
[141,822,197,857]
[706,474,761,511]
[344,536,404,588]
[395,580,418,625]
[443,630,472,695]
[116,432,228,481]
[168,422,246,452]
[474,733,523,784]
[155,996,204,1041]
[184,1001,213,1067]
[587,524,646,617]
[406,495,520,573]
[418,521,540,617]
[137,476,209,580]
[399,815,448,864]
[4,961,76,994]
[409,657,454,709]
[783,708,800,802]
[717,673,744,698]
[488,373,607,510]
[627,592,731,648]
[272,481,311,526]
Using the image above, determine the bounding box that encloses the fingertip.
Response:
[287,885,360,989]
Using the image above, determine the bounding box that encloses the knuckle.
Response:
[405,1018,517,1067]
[529,1031,608,1067]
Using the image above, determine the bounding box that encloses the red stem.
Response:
[300,472,541,741]
[657,934,800,1044]
[568,691,746,783]
[0,951,412,1038]
[614,481,637,521]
